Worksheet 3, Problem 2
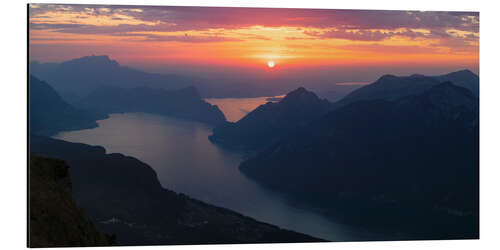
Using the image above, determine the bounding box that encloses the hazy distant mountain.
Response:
[336,69,479,107]
[29,75,105,136]
[29,135,322,246]
[30,55,194,102]
[240,82,479,239]
[209,87,332,151]
[76,85,226,125]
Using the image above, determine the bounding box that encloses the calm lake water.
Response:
[206,95,283,122]
[54,98,382,241]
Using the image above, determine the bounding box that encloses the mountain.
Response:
[435,69,479,96]
[29,75,106,136]
[29,55,370,100]
[29,135,322,246]
[209,87,332,151]
[336,69,479,107]
[209,70,478,152]
[30,55,194,102]
[76,85,226,125]
[240,82,479,239]
[29,155,112,247]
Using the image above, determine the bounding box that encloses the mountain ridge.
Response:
[30,55,194,102]
[337,69,479,107]
[209,87,332,151]
[76,85,226,125]
[239,82,479,239]
[29,155,112,247]
[29,135,323,245]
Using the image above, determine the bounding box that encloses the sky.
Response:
[28,4,479,81]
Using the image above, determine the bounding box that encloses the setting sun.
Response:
[267,61,275,68]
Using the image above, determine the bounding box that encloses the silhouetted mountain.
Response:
[30,55,369,99]
[436,69,479,96]
[29,135,323,246]
[30,55,194,102]
[336,69,479,107]
[209,87,332,151]
[240,82,479,239]
[29,75,106,136]
[29,155,112,247]
[76,85,226,125]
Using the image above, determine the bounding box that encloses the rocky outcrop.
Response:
[29,136,323,246]
[28,155,111,247]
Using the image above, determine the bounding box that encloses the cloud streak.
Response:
[29,5,479,35]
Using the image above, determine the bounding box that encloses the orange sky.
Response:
[29,4,479,72]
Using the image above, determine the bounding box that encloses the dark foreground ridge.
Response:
[29,135,323,246]
[240,82,479,240]
[29,155,112,247]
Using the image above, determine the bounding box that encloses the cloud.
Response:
[238,33,272,40]
[303,30,391,41]
[29,4,479,33]
[120,33,242,43]
[300,26,476,47]
[429,37,479,53]
[30,22,158,34]
[285,36,315,41]
[335,43,443,54]
[28,4,479,48]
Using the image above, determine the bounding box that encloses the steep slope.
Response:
[29,75,106,136]
[29,155,111,247]
[240,82,479,239]
[76,85,226,125]
[29,135,322,246]
[337,69,479,107]
[209,87,332,151]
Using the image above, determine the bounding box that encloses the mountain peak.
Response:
[210,87,332,150]
[339,69,479,107]
[376,74,398,82]
[61,55,120,68]
[444,69,478,79]
[454,69,475,74]
[409,74,426,78]
[436,69,479,96]
[293,86,307,92]
[281,87,320,104]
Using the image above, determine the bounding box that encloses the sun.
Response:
[267,60,275,68]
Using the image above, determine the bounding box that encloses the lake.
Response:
[206,95,283,122]
[54,98,383,241]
